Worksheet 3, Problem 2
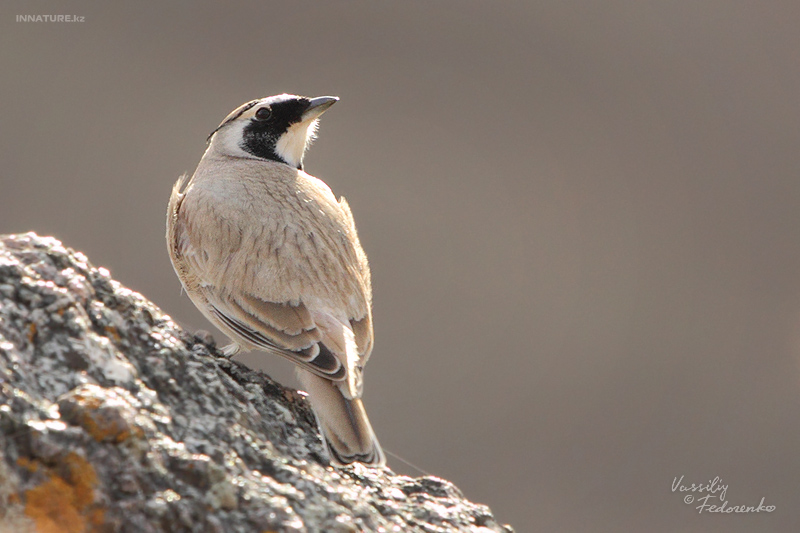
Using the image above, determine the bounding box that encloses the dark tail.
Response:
[297,370,385,467]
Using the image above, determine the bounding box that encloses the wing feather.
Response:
[207,293,347,381]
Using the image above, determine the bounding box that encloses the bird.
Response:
[166,94,385,467]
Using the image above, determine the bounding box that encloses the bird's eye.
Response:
[255,107,272,121]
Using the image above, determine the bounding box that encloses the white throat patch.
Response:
[275,119,319,168]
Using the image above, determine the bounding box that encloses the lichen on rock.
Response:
[0,233,513,532]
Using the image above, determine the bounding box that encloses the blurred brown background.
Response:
[3,1,800,531]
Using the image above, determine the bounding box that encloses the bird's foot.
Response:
[221,343,241,358]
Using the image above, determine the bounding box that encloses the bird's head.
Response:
[207,94,338,170]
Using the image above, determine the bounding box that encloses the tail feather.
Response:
[297,369,385,467]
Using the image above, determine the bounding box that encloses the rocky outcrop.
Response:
[0,233,512,533]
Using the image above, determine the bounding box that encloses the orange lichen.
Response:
[88,508,105,528]
[70,391,143,444]
[104,325,121,342]
[17,456,41,472]
[23,453,103,532]
[80,410,136,443]
[63,452,97,508]
[25,475,84,532]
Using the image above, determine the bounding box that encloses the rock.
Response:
[0,233,513,533]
